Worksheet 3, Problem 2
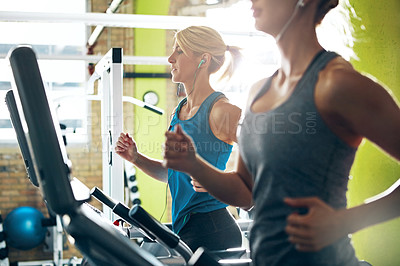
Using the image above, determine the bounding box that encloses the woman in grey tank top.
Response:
[163,0,400,265]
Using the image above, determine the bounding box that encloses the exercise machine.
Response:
[86,47,163,221]
[8,45,163,265]
[8,45,252,266]
[91,186,251,265]
[5,89,74,266]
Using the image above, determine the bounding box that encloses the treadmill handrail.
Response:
[129,204,193,262]
[90,187,157,242]
[90,186,117,210]
[113,202,156,242]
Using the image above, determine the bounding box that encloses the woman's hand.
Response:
[115,133,139,163]
[163,124,198,174]
[284,197,346,252]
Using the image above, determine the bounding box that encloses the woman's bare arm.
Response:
[163,125,253,209]
[115,133,167,183]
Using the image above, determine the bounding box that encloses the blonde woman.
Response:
[116,26,243,251]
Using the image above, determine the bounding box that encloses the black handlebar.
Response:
[90,186,117,210]
[129,204,180,248]
[90,187,155,241]
[144,104,164,115]
[90,188,193,262]
[113,202,156,241]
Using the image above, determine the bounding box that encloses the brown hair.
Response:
[315,0,339,24]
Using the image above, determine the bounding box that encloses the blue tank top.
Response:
[168,91,232,234]
[239,51,360,265]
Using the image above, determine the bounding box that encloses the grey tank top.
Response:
[239,50,360,265]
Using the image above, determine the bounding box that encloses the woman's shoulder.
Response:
[211,97,241,120]
[209,96,242,143]
[323,56,364,81]
[319,56,370,97]
[317,55,391,114]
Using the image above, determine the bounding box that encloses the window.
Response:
[206,0,354,109]
[206,0,280,110]
[0,0,87,144]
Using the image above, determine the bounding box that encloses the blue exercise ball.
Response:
[3,206,47,250]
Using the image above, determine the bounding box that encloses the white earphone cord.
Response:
[186,60,203,97]
[275,0,304,43]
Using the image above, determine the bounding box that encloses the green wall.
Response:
[348,0,400,265]
[134,0,170,222]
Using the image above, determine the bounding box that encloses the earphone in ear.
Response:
[297,0,305,7]
[198,59,206,68]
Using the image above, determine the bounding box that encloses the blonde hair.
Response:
[175,26,242,81]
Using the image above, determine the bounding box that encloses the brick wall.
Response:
[0,0,137,262]
[0,151,52,262]
[0,148,104,262]
[0,0,196,262]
